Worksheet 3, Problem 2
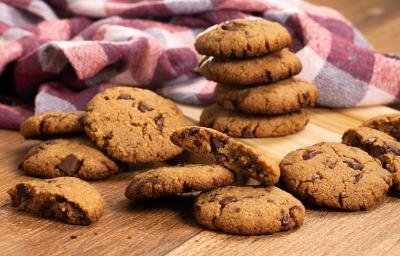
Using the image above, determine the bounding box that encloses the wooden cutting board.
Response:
[1,104,400,256]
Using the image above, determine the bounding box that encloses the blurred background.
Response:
[311,0,399,54]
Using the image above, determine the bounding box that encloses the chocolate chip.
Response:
[349,136,361,147]
[104,96,110,100]
[214,154,227,163]
[281,212,289,226]
[235,207,241,213]
[354,174,362,184]
[55,196,67,203]
[193,139,202,147]
[117,94,132,100]
[138,101,154,112]
[70,203,87,223]
[221,21,245,31]
[103,132,113,141]
[182,127,200,138]
[384,143,400,156]
[220,196,237,206]
[241,129,253,138]
[303,91,310,101]
[154,116,164,131]
[127,236,131,239]
[59,154,82,176]
[211,138,226,153]
[325,160,335,169]
[267,199,275,203]
[366,137,377,144]
[369,145,385,157]
[343,159,362,170]
[16,184,28,198]
[302,150,321,160]
[70,235,77,239]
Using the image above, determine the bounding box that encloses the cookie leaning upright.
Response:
[83,87,189,164]
[195,18,318,138]
[170,126,280,185]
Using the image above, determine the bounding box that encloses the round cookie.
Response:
[200,104,309,138]
[194,186,305,235]
[170,126,280,185]
[361,114,400,141]
[342,126,400,191]
[20,111,84,139]
[20,138,119,180]
[199,48,302,86]
[8,177,104,225]
[125,164,235,199]
[84,87,189,164]
[214,78,318,114]
[280,142,392,211]
[195,18,292,58]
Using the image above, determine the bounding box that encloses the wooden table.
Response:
[1,1,400,255]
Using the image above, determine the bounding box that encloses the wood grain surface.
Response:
[1,0,400,255]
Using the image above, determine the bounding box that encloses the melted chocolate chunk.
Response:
[343,159,362,170]
[154,116,164,132]
[16,184,28,198]
[138,101,154,112]
[281,212,290,226]
[211,138,226,153]
[302,150,321,160]
[59,154,82,175]
[117,94,133,100]
[219,196,238,206]
[354,174,362,184]
[221,21,245,31]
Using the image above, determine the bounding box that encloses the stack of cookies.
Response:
[195,18,319,138]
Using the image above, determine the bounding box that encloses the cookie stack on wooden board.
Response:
[195,18,319,138]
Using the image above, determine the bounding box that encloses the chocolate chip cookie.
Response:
[8,177,104,225]
[361,114,400,140]
[342,126,400,190]
[20,111,84,139]
[170,126,280,185]
[200,105,309,138]
[195,18,292,58]
[214,78,318,114]
[199,48,302,86]
[20,138,119,180]
[84,87,189,164]
[280,142,392,210]
[194,186,305,235]
[125,164,235,199]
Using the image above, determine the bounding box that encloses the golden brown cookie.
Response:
[342,126,400,191]
[194,186,305,235]
[8,177,104,225]
[20,138,119,180]
[20,111,84,139]
[170,126,280,185]
[361,114,400,140]
[199,48,302,86]
[214,78,318,114]
[280,142,392,211]
[84,87,189,164]
[125,164,235,199]
[195,18,292,58]
[200,105,309,138]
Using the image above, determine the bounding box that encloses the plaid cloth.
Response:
[0,0,399,129]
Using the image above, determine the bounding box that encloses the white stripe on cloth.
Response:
[67,0,106,17]
[35,92,77,114]
[28,0,58,20]
[0,28,32,45]
[164,0,213,14]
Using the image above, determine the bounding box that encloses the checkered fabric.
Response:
[0,0,399,129]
